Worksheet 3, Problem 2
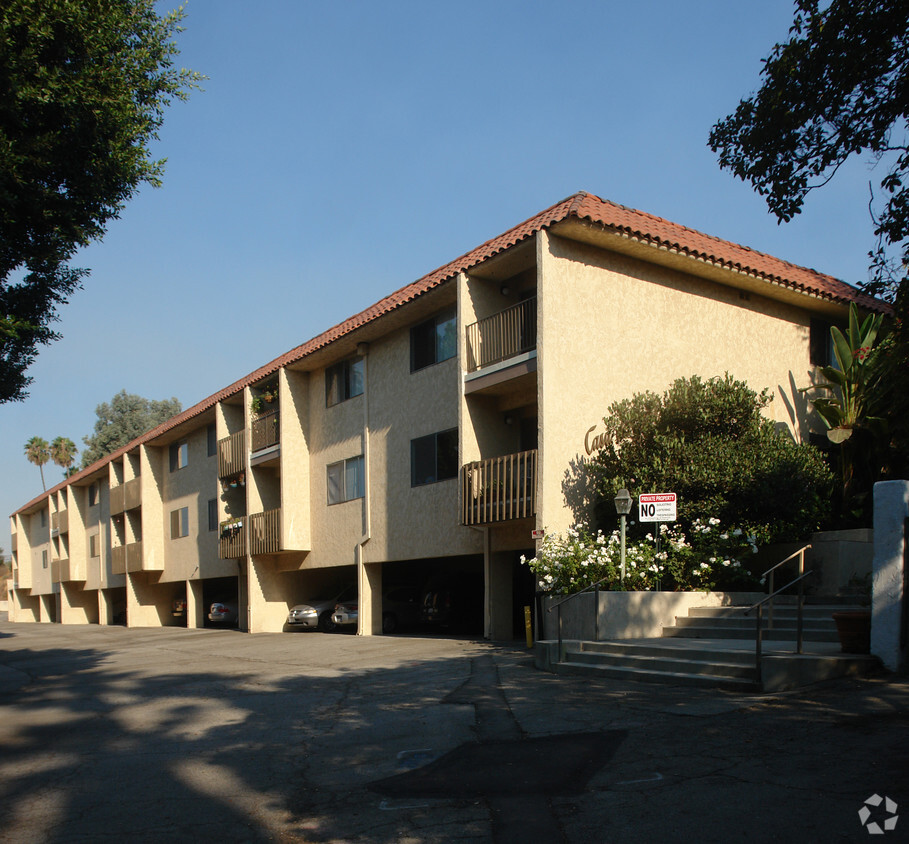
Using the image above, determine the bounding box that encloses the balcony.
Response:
[466,296,537,373]
[126,541,144,573]
[251,410,279,453]
[51,558,83,583]
[11,533,16,553]
[110,478,141,515]
[218,430,246,478]
[112,545,127,575]
[219,518,247,559]
[249,508,281,555]
[461,449,537,526]
[51,510,69,534]
[111,542,145,574]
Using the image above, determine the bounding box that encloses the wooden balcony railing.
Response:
[249,508,281,555]
[218,430,246,478]
[51,510,69,533]
[251,411,279,453]
[465,296,537,373]
[461,449,537,526]
[219,519,247,559]
[111,545,127,575]
[11,533,16,553]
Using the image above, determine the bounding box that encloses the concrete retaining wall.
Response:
[539,590,762,641]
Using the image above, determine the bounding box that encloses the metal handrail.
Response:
[546,577,611,659]
[761,544,810,629]
[745,569,814,684]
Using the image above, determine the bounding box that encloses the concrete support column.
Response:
[40,594,56,623]
[247,557,291,633]
[485,544,513,641]
[60,583,97,624]
[98,589,114,626]
[126,572,164,628]
[871,480,909,672]
[357,555,382,636]
[187,579,205,629]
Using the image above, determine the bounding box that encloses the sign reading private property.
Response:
[638,492,677,522]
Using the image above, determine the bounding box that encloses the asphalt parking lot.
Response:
[0,620,907,843]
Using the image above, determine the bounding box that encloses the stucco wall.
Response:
[536,230,818,536]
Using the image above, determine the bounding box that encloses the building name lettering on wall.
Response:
[584,425,609,456]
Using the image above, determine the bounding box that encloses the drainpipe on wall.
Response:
[356,342,373,635]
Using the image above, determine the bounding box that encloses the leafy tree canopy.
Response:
[0,0,202,403]
[590,375,834,543]
[709,0,909,299]
[81,390,181,467]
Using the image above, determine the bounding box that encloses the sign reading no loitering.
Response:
[638,492,677,522]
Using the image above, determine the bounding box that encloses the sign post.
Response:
[638,493,677,591]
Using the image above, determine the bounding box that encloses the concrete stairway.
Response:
[540,600,880,692]
[553,639,762,692]
[661,604,841,643]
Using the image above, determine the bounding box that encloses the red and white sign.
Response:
[531,529,545,541]
[638,492,677,522]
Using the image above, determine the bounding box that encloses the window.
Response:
[810,318,836,367]
[89,534,100,558]
[88,483,99,507]
[40,509,47,527]
[325,357,364,406]
[170,507,190,539]
[411,310,456,371]
[169,441,189,471]
[411,428,458,486]
[208,498,218,531]
[207,424,217,457]
[327,455,365,504]
[42,550,48,569]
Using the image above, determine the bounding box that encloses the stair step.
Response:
[672,616,837,631]
[567,648,757,679]
[686,606,845,621]
[578,640,756,665]
[554,659,760,691]
[662,625,840,642]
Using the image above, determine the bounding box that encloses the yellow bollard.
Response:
[524,605,533,648]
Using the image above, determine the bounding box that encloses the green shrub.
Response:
[590,375,833,543]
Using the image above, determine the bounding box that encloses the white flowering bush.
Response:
[521,519,760,594]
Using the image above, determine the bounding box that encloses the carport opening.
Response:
[381,555,484,637]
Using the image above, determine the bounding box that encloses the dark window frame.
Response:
[410,310,457,372]
[327,455,365,504]
[411,428,458,487]
[207,424,217,457]
[325,356,365,407]
[208,498,218,531]
[169,441,189,472]
[170,507,190,539]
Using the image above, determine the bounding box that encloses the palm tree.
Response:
[50,436,78,478]
[24,436,50,491]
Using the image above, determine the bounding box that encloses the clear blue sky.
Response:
[1,0,882,550]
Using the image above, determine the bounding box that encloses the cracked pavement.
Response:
[0,620,906,843]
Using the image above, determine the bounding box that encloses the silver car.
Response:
[287,586,354,632]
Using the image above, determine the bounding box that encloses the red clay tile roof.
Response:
[13,191,887,514]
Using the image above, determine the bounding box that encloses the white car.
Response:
[208,599,239,626]
[286,586,354,632]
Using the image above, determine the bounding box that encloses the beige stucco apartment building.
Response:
[8,193,887,639]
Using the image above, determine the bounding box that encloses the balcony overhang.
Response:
[464,351,537,396]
